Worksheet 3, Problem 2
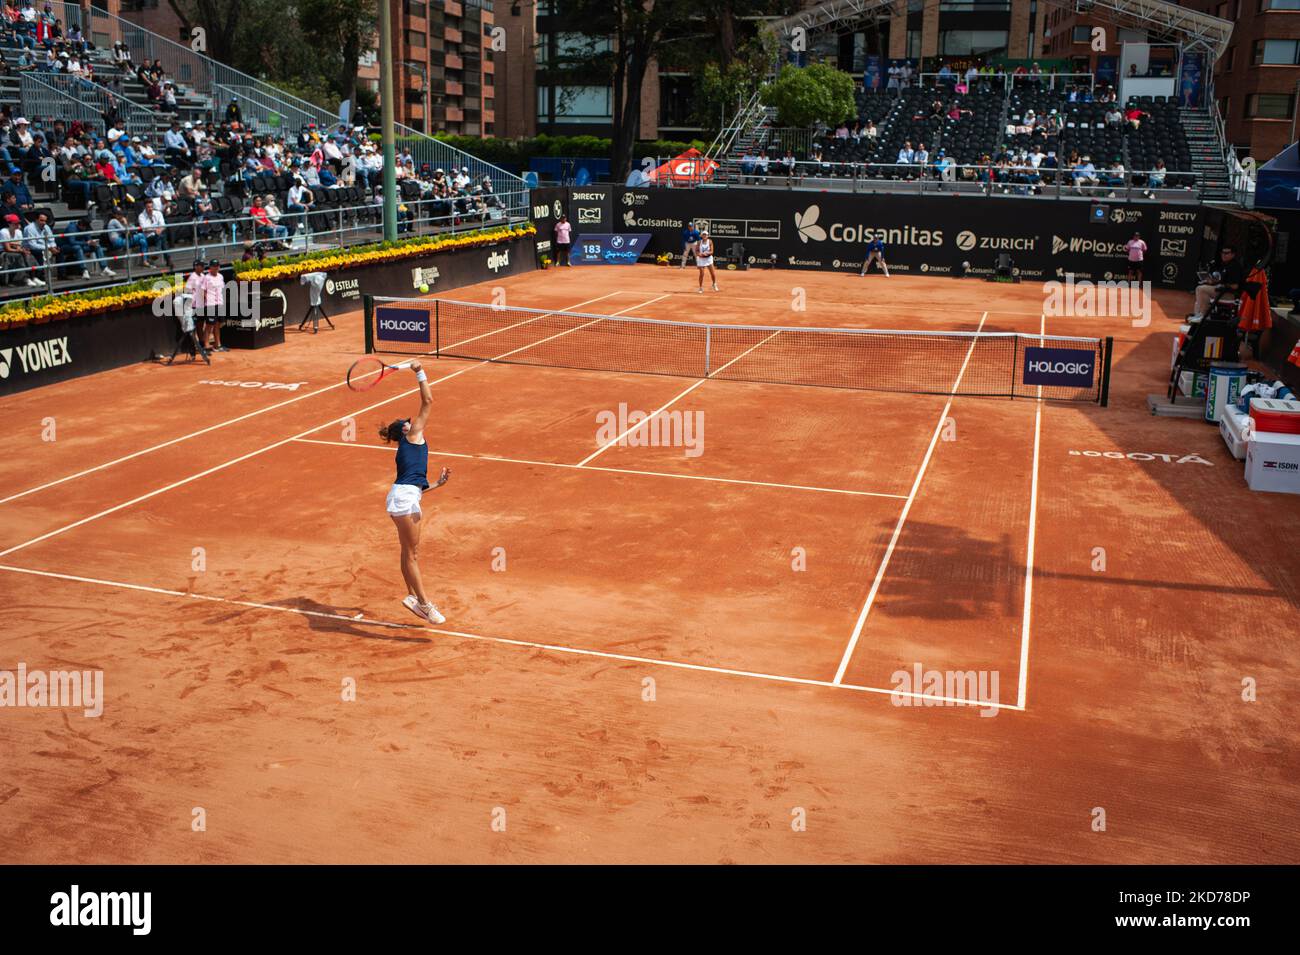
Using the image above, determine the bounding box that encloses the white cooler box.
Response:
[1220,409,1250,460]
[1245,431,1300,494]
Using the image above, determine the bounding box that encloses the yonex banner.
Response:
[1023,346,1097,388]
[572,233,652,265]
[375,306,431,344]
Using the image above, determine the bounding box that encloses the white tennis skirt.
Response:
[696,256,714,268]
[385,483,423,517]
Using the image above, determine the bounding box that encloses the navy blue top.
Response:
[866,238,885,254]
[394,434,429,490]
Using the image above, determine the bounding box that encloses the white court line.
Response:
[293,438,907,499]
[831,311,990,685]
[0,562,1021,711]
[1017,315,1046,710]
[0,290,630,508]
[0,293,670,560]
[575,330,783,467]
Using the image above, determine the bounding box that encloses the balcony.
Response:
[444,0,463,14]
[445,53,463,70]
[445,26,463,43]
[447,80,464,96]
[446,105,464,122]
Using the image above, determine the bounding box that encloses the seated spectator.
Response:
[22,208,55,271]
[1,210,42,286]
[57,215,114,279]
[105,207,147,263]
[136,201,173,268]
[1072,155,1099,193]
[250,195,287,241]
[2,167,33,210]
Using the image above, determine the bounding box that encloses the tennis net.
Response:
[364,296,1112,404]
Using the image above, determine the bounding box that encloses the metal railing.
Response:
[0,187,528,293]
[909,72,1099,93]
[19,72,163,143]
[51,1,527,216]
[653,156,1204,200]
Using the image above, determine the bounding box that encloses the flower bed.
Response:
[233,223,536,283]
[0,276,183,330]
[0,223,535,330]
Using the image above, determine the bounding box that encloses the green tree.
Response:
[559,0,695,179]
[690,28,778,133]
[297,0,378,116]
[760,63,856,128]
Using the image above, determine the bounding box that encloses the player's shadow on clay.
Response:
[273,597,433,643]
[869,520,1020,621]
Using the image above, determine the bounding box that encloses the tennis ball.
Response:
[419,283,430,293]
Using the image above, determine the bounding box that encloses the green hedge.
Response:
[371,133,711,166]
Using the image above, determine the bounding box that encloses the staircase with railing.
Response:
[57,1,527,214]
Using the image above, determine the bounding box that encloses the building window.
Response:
[406,30,426,48]
[1247,93,1295,118]
[1223,46,1234,71]
[939,30,1009,56]
[1261,0,1300,9]
[1072,26,1092,44]
[539,85,613,124]
[1254,39,1300,64]
[404,0,427,15]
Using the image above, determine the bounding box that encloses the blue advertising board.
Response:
[375,305,431,344]
[572,233,652,265]
[1023,346,1097,388]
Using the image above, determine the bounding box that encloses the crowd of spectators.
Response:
[0,104,506,288]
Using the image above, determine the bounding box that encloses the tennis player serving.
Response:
[377,359,450,625]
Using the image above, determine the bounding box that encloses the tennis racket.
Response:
[346,356,412,392]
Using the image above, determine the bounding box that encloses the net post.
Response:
[1099,336,1113,407]
[704,325,712,376]
[362,294,375,354]
[435,300,440,357]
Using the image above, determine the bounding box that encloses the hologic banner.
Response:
[614,186,1207,289]
[572,233,652,265]
[1023,346,1097,388]
[375,305,431,344]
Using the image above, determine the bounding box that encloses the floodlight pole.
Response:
[378,0,398,241]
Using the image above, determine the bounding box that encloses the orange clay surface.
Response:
[1,265,1297,864]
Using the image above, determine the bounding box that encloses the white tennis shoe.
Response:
[402,595,446,625]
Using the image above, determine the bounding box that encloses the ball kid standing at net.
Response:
[376,359,451,626]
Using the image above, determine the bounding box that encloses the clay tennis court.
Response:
[1,266,1297,864]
